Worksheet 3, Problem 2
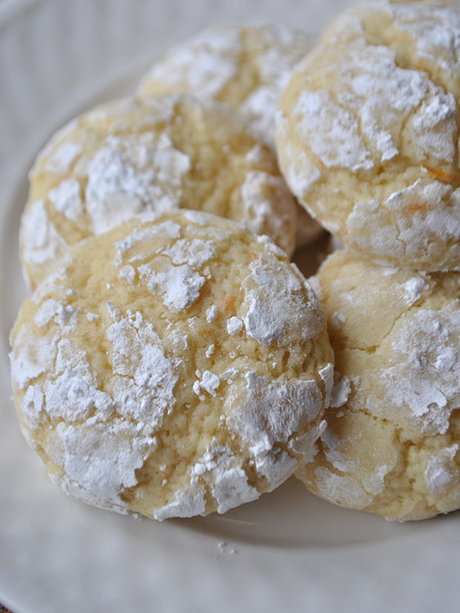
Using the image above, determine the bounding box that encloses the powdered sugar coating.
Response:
[276,1,460,270]
[20,200,68,287]
[425,445,459,496]
[21,93,297,290]
[243,255,324,347]
[11,211,333,520]
[84,135,189,234]
[48,178,85,223]
[297,250,460,521]
[227,372,323,458]
[240,170,298,253]
[325,0,460,94]
[293,89,374,172]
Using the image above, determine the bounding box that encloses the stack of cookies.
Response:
[9,1,460,523]
[9,24,334,520]
[276,0,460,521]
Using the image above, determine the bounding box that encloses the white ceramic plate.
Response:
[1,1,460,612]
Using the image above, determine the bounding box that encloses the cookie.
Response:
[298,249,460,521]
[276,0,460,271]
[137,24,325,250]
[10,210,334,520]
[21,93,297,290]
[137,24,315,146]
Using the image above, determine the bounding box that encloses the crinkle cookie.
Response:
[10,210,334,521]
[137,24,324,250]
[137,24,315,146]
[298,249,460,521]
[276,0,460,271]
[21,94,297,291]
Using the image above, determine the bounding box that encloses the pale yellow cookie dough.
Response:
[276,0,460,271]
[21,93,297,290]
[10,210,333,520]
[298,249,460,521]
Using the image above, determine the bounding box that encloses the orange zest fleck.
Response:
[405,202,428,212]
[248,252,258,261]
[425,167,459,183]
[222,295,237,313]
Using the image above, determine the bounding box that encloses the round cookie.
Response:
[298,249,460,521]
[137,24,325,250]
[10,210,334,520]
[276,0,460,271]
[21,93,297,290]
[137,24,315,146]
